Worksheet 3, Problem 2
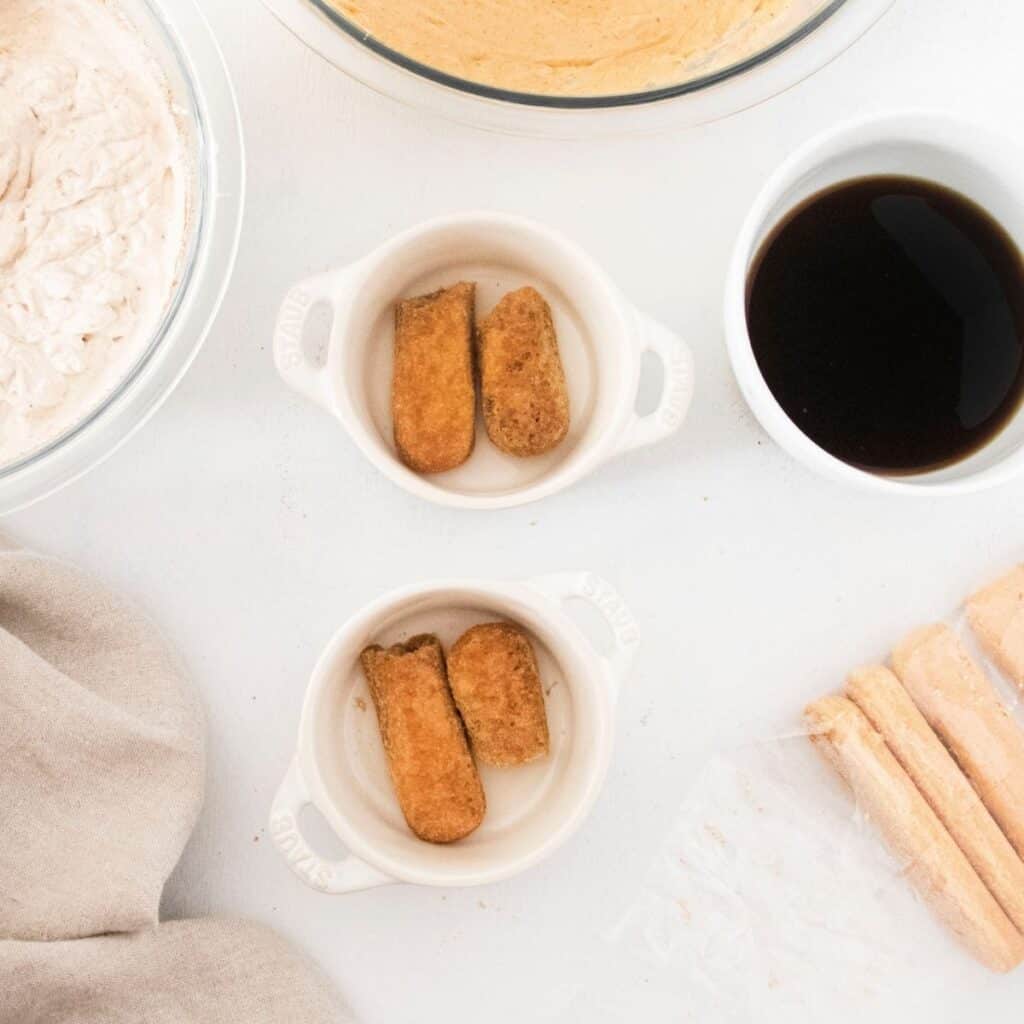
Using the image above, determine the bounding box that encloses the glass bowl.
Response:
[0,0,245,514]
[261,0,896,136]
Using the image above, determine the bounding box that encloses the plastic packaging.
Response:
[549,586,1024,1020]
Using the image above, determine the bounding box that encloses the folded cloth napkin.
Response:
[0,918,348,1024]
[0,541,351,1023]
[0,543,205,941]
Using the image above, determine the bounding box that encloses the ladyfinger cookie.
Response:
[846,665,1024,933]
[477,287,569,457]
[968,565,1024,689]
[892,624,1024,861]
[392,282,476,474]
[447,622,550,767]
[360,635,485,843]
[805,695,1024,973]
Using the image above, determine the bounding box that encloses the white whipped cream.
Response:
[0,0,189,466]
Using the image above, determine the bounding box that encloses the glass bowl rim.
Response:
[302,0,849,109]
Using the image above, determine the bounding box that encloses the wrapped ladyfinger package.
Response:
[547,564,1024,1022]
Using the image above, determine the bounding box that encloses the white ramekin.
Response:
[269,572,638,893]
[272,212,694,509]
[725,110,1024,496]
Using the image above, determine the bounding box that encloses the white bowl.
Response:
[725,110,1024,496]
[0,0,245,514]
[272,212,694,509]
[269,572,638,892]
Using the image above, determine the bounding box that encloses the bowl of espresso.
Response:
[725,111,1024,495]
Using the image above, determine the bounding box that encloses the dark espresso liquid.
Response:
[746,176,1024,474]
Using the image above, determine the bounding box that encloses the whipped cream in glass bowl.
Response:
[0,0,189,464]
[0,0,244,512]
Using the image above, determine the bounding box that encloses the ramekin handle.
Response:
[272,267,359,410]
[526,572,640,702]
[614,312,695,455]
[269,758,395,895]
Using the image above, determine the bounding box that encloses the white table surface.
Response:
[13,1,1024,1020]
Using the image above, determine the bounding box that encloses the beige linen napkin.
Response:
[0,542,351,1023]
[0,544,205,941]
[0,918,348,1023]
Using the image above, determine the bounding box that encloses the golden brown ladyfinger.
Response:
[805,695,1024,973]
[360,635,485,843]
[968,565,1024,689]
[477,287,569,457]
[892,624,1024,861]
[447,622,550,767]
[846,665,1024,933]
[392,282,476,474]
